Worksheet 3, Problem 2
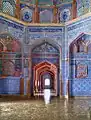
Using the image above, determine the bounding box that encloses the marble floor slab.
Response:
[0,97,91,120]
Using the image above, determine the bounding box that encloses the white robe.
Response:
[44,89,51,104]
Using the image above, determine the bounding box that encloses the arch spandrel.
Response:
[28,38,62,53]
[32,42,59,54]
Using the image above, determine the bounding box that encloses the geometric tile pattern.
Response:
[69,33,91,96]
[69,79,91,96]
[0,77,20,94]
[1,6,91,96]
[32,42,59,53]
[2,1,15,16]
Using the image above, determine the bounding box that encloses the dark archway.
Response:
[33,61,57,96]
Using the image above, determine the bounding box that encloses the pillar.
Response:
[33,0,39,23]
[26,56,31,96]
[67,80,70,97]
[53,5,58,23]
[60,80,63,97]
[61,25,70,98]
[20,78,24,95]
[72,0,77,19]
[26,79,31,96]
[15,0,20,19]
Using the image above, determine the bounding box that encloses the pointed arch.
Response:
[69,33,88,54]
[28,38,61,96]
[33,61,57,96]
[30,38,61,53]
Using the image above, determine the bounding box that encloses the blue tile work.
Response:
[77,0,90,17]
[0,16,25,42]
[1,11,91,96]
[26,26,64,96]
[69,80,91,96]
[0,17,24,31]
[31,42,60,95]
[2,0,16,16]
[27,26,63,47]
[67,16,91,44]
[0,15,64,95]
[66,15,91,96]
[20,4,34,22]
[20,1,73,23]
[0,16,25,95]
[59,3,72,22]
[21,8,33,22]
[68,33,91,96]
[0,77,20,94]
[69,58,91,96]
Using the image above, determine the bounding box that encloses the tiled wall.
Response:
[67,16,91,96]
[77,0,91,17]
[1,12,91,96]
[0,77,20,94]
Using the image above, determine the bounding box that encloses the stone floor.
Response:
[0,97,91,120]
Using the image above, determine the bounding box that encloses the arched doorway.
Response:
[40,70,55,93]
[31,42,60,96]
[33,61,57,96]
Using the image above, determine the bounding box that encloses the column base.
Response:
[60,95,69,99]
